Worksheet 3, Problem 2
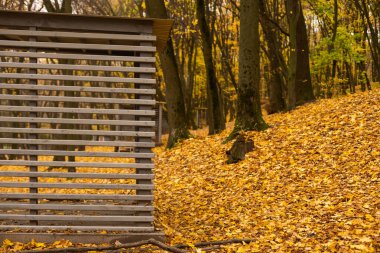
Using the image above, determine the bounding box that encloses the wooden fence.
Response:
[0,10,172,242]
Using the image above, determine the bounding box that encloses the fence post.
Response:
[28,26,38,225]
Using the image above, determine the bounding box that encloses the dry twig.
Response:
[20,239,186,253]
[20,238,255,253]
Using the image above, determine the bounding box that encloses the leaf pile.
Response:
[1,90,379,252]
[154,90,379,252]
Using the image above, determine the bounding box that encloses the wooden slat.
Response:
[0,83,156,94]
[0,193,154,201]
[0,138,154,147]
[0,160,154,168]
[0,117,155,126]
[0,225,154,232]
[0,29,156,41]
[0,40,156,52]
[0,95,156,105]
[0,51,155,63]
[0,215,153,222]
[0,150,154,158]
[0,171,154,180]
[0,106,155,116]
[0,203,154,211]
[0,62,156,73]
[0,127,155,137]
[0,73,155,84]
[0,182,154,190]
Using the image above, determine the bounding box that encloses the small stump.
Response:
[226,134,254,164]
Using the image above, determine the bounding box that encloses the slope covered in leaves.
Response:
[154,90,379,252]
[1,90,379,252]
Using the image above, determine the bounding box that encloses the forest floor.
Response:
[153,89,379,252]
[2,89,380,252]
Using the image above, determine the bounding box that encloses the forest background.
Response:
[1,0,379,147]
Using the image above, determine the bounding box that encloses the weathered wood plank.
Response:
[0,95,155,105]
[0,150,154,158]
[0,171,154,180]
[0,51,155,63]
[0,73,155,84]
[0,160,154,169]
[0,40,156,52]
[0,182,154,190]
[0,203,154,211]
[0,62,156,73]
[0,225,154,232]
[0,106,155,116]
[0,127,155,137]
[0,117,155,126]
[0,29,157,41]
[0,83,156,94]
[0,215,153,222]
[0,194,154,201]
[0,138,154,147]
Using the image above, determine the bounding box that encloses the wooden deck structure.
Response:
[0,10,172,243]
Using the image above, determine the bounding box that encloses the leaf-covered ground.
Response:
[2,89,379,252]
[154,90,379,252]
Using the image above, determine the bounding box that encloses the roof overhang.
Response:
[0,10,173,52]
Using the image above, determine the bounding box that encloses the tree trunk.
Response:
[285,0,299,110]
[295,5,315,105]
[229,0,268,140]
[145,0,190,148]
[286,0,315,109]
[259,0,286,114]
[196,0,225,135]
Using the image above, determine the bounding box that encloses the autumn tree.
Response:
[145,0,190,148]
[229,0,268,139]
[259,0,287,113]
[285,0,315,110]
[196,0,226,134]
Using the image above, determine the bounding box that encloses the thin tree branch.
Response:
[20,239,186,253]
[175,238,255,249]
[20,238,256,253]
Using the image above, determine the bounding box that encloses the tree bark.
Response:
[295,4,315,105]
[285,0,314,109]
[229,0,268,139]
[145,0,190,148]
[259,0,287,114]
[196,0,225,135]
[285,0,299,110]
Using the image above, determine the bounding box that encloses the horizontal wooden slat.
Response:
[0,51,155,62]
[0,106,155,116]
[0,193,154,201]
[0,95,155,105]
[0,62,156,73]
[0,29,156,42]
[0,117,155,126]
[0,127,155,137]
[0,171,154,180]
[0,83,156,94]
[0,150,154,158]
[0,160,154,168]
[0,73,155,84]
[0,40,156,52]
[0,138,154,147]
[0,215,153,222]
[0,225,154,232]
[0,182,154,190]
[0,203,154,211]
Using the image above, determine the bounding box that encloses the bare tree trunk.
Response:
[229,0,268,140]
[196,0,225,135]
[295,5,315,105]
[259,0,286,114]
[145,0,190,148]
